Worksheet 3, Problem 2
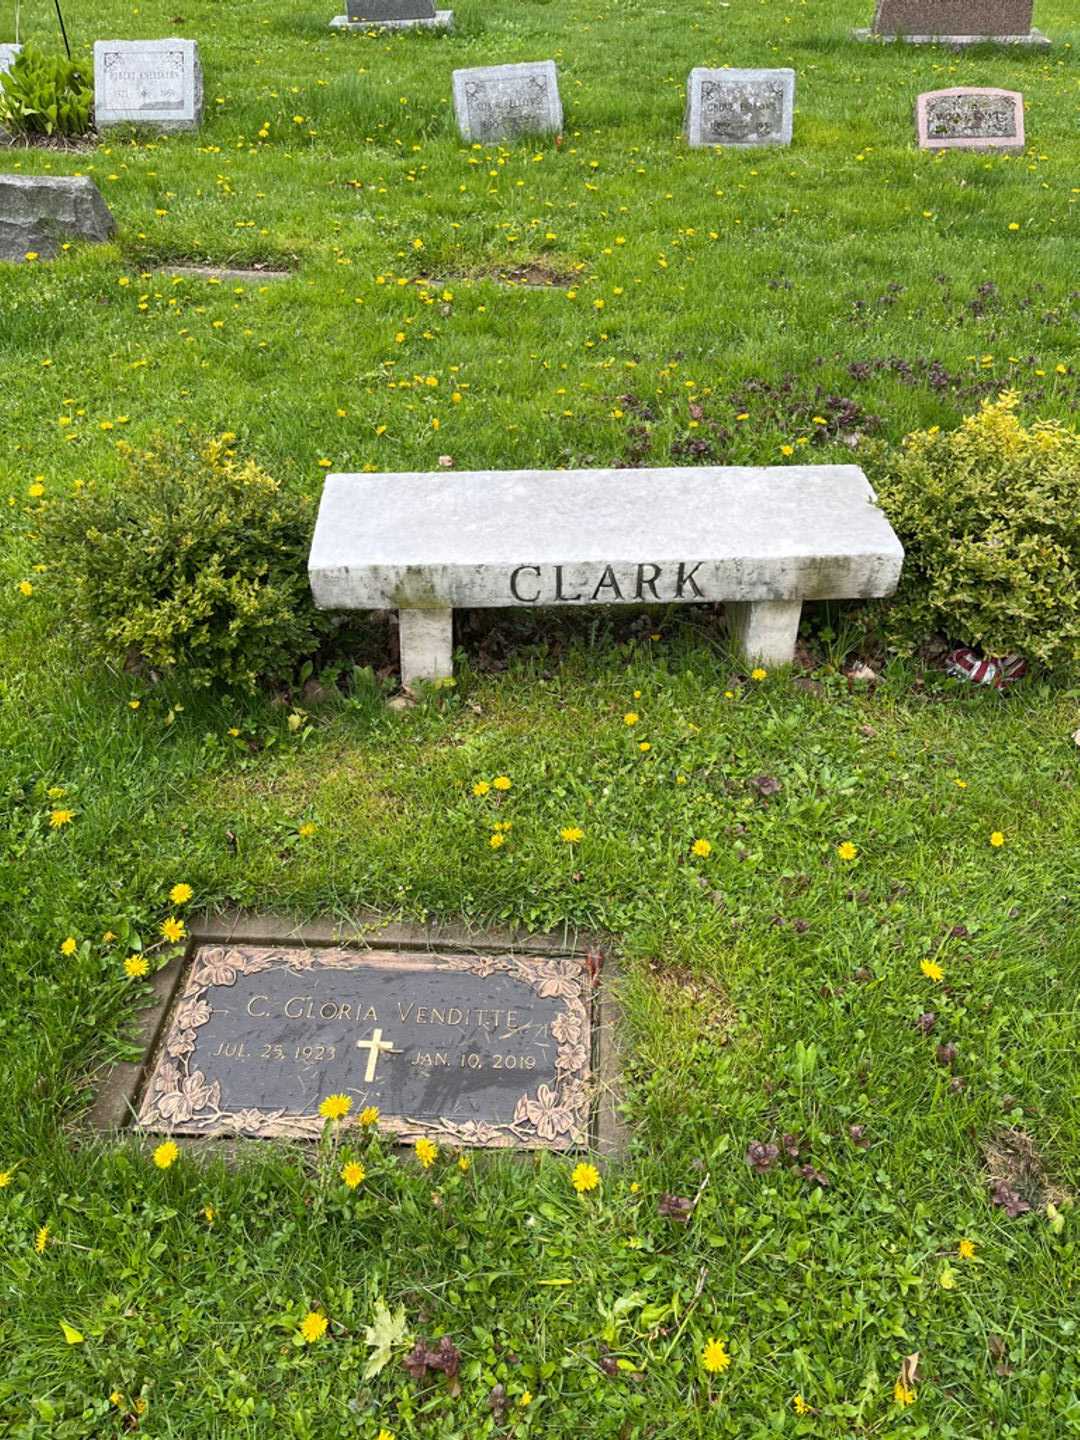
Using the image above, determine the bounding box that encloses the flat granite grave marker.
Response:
[916,87,1025,151]
[331,0,453,32]
[452,61,563,143]
[857,0,1049,45]
[309,465,905,684]
[132,940,598,1150]
[0,174,115,261]
[93,38,203,130]
[685,68,795,148]
[0,43,22,75]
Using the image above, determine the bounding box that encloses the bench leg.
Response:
[725,600,802,668]
[399,607,454,688]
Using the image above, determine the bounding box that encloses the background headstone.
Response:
[452,61,563,143]
[916,88,1025,151]
[864,0,1048,42]
[0,175,115,261]
[351,0,435,16]
[0,43,22,75]
[93,39,203,130]
[685,68,795,148]
[332,0,452,30]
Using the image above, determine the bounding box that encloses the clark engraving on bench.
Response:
[509,562,704,603]
[138,945,591,1148]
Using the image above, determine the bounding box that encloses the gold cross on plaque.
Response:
[355,1028,402,1083]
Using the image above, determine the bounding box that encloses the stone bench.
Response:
[309,466,904,687]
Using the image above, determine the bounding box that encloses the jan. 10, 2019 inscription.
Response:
[137,946,592,1149]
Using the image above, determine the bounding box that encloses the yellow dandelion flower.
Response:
[415,1137,438,1169]
[18,580,33,596]
[958,1238,976,1260]
[990,831,1005,848]
[921,959,944,983]
[472,780,491,796]
[298,821,317,838]
[493,775,512,791]
[560,827,584,843]
[169,883,194,905]
[0,1170,11,1188]
[341,1161,365,1189]
[153,1140,179,1169]
[35,1224,50,1253]
[319,1094,352,1121]
[571,1162,600,1193]
[300,1311,328,1343]
[203,1204,215,1224]
[489,832,506,849]
[160,917,185,944]
[750,667,768,681]
[836,841,858,862]
[124,955,149,978]
[691,838,712,858]
[623,711,639,726]
[49,809,74,828]
[60,936,77,956]
[376,1430,396,1440]
[701,1337,731,1374]
[894,1381,916,1407]
[458,1155,471,1172]
[792,1394,811,1416]
[359,1106,380,1127]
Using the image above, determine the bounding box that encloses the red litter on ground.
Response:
[946,648,1028,689]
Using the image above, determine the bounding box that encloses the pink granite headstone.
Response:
[875,0,1035,36]
[916,88,1025,152]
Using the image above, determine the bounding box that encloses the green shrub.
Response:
[872,391,1080,672]
[41,435,332,691]
[0,44,93,137]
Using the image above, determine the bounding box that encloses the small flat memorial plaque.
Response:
[916,87,1025,151]
[685,68,795,149]
[137,944,592,1149]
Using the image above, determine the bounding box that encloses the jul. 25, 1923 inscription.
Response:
[137,945,592,1149]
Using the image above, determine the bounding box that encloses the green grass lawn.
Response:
[1,0,1079,1434]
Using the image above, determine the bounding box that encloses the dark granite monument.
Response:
[331,0,452,31]
[133,940,596,1149]
[859,0,1049,44]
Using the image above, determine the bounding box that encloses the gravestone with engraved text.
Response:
[685,68,795,148]
[452,61,563,143]
[93,39,203,130]
[136,944,593,1150]
[916,87,1025,151]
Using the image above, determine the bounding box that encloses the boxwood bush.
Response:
[41,435,331,691]
[872,392,1079,673]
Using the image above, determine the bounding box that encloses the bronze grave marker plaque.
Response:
[136,944,592,1149]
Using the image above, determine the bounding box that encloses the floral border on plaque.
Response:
[136,946,591,1148]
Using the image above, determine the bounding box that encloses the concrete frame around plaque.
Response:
[685,68,795,149]
[452,61,564,144]
[330,0,453,32]
[93,38,203,131]
[916,87,1025,152]
[855,0,1049,45]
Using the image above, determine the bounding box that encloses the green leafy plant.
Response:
[871,391,1080,672]
[40,434,332,690]
[0,43,93,137]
